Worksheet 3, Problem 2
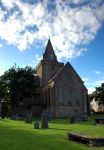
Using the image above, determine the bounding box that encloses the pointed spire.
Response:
[45,39,54,53]
[43,39,57,62]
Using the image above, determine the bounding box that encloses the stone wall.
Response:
[50,63,88,118]
[36,60,64,86]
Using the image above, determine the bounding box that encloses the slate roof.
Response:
[48,62,86,89]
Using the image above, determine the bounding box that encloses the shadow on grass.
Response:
[49,127,69,132]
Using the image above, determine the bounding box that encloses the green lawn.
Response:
[0,117,104,150]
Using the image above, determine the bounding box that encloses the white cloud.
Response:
[26,54,42,68]
[0,67,6,76]
[94,70,101,74]
[82,78,95,94]
[1,0,14,9]
[82,76,104,93]
[0,43,3,47]
[82,77,89,82]
[87,87,95,94]
[0,0,104,59]
[84,79,104,94]
[85,80,104,86]
[33,54,42,67]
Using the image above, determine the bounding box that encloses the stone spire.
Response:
[43,39,57,62]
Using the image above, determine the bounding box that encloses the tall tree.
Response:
[89,83,104,105]
[0,65,39,108]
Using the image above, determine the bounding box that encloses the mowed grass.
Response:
[0,117,104,150]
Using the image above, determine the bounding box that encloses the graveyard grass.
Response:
[0,116,104,150]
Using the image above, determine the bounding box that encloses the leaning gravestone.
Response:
[41,109,48,128]
[34,121,39,129]
[25,110,32,124]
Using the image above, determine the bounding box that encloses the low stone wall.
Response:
[67,132,104,147]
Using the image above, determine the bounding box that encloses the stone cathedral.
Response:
[34,39,89,119]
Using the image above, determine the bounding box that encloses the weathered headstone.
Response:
[34,121,39,129]
[70,116,75,123]
[11,114,19,120]
[0,103,2,118]
[25,110,32,123]
[47,108,52,121]
[1,102,7,119]
[41,109,48,128]
[7,105,12,119]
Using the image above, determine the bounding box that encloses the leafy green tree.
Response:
[89,83,104,105]
[0,65,39,109]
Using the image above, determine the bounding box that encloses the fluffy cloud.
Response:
[0,67,7,76]
[94,70,102,74]
[82,77,89,82]
[32,54,42,67]
[26,54,42,68]
[83,77,104,93]
[87,87,95,94]
[0,43,3,47]
[86,80,104,87]
[0,0,104,60]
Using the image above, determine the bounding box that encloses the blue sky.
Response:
[0,0,104,93]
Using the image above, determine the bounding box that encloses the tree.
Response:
[0,65,39,109]
[89,83,104,105]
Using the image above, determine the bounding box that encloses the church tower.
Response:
[43,39,57,62]
[36,39,64,86]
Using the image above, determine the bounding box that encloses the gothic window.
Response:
[66,75,72,82]
[48,89,50,107]
[47,89,50,107]
[68,101,72,106]
[55,88,58,97]
[69,88,72,100]
[43,92,46,106]
[52,66,54,72]
[76,99,80,106]
[58,88,64,105]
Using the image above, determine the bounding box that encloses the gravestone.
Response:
[41,109,48,128]
[47,108,52,121]
[0,103,2,117]
[34,121,39,129]
[11,114,19,120]
[70,116,75,123]
[25,110,32,124]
